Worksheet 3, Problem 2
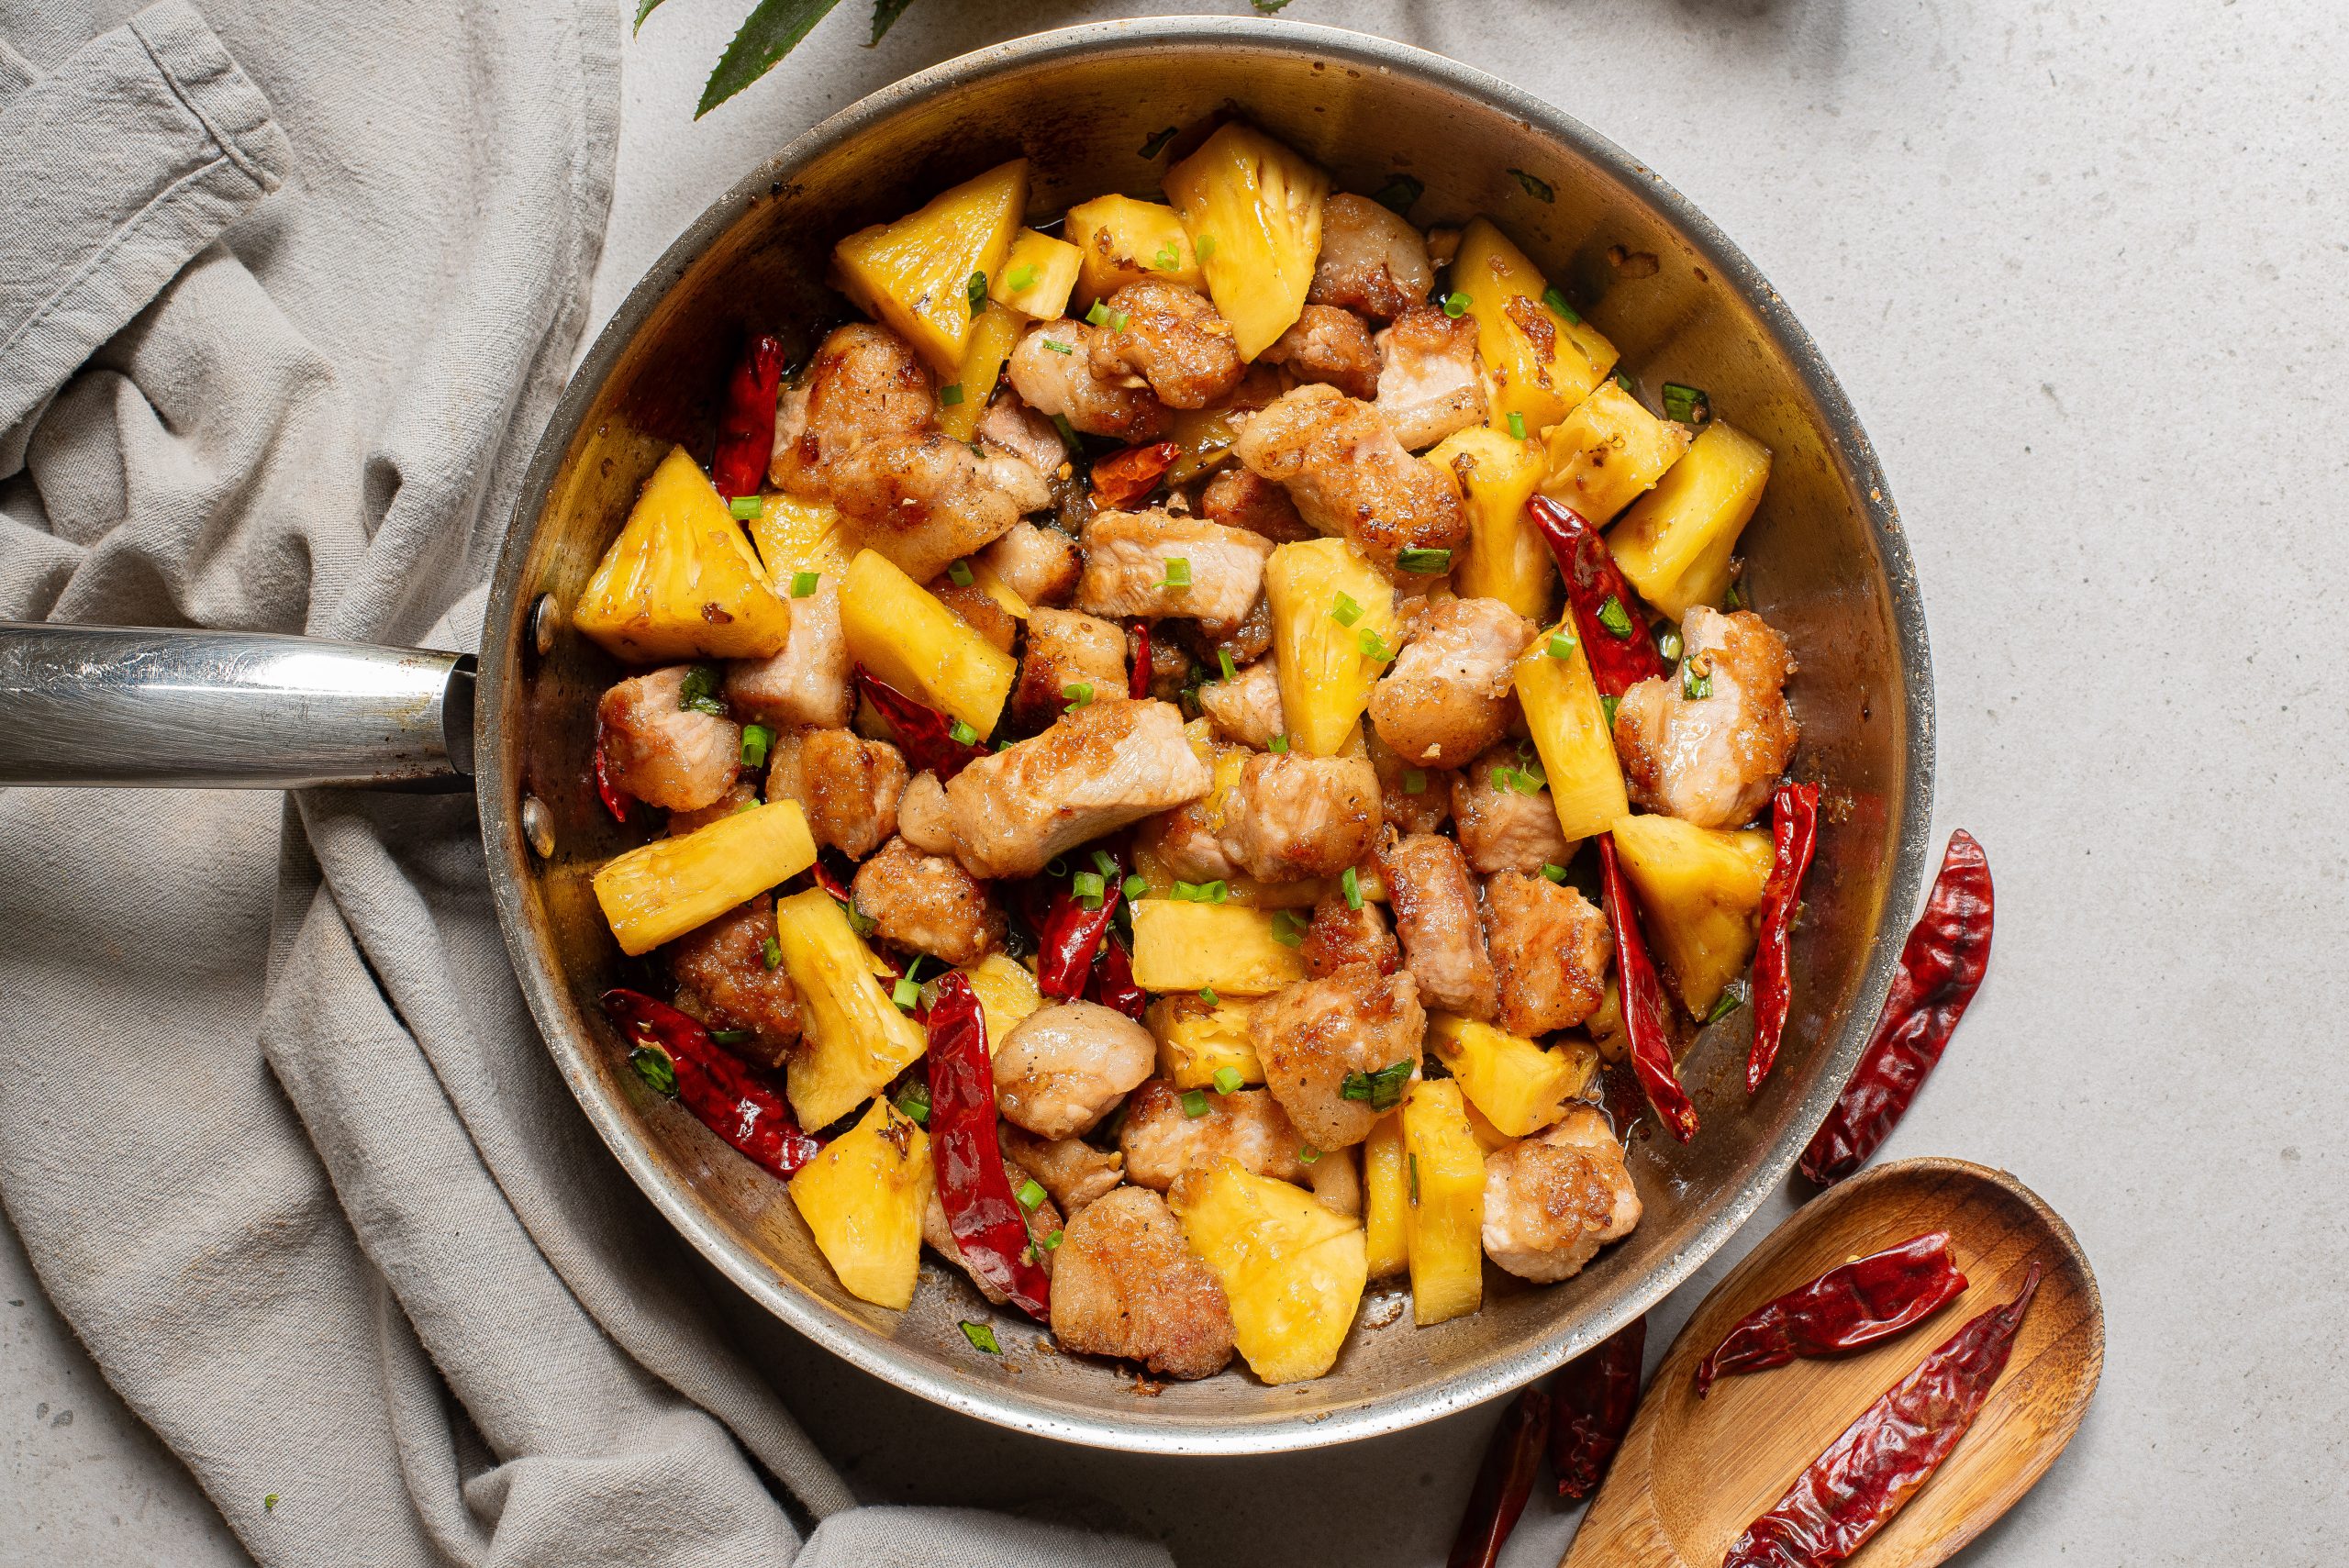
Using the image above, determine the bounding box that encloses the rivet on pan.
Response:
[530,593,562,656]
[520,795,556,859]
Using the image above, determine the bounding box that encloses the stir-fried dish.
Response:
[575,122,1806,1386]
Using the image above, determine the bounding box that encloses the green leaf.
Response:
[697,0,851,118]
[870,0,918,46]
[635,0,669,31]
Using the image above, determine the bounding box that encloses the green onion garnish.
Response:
[1402,768,1428,795]
[1330,593,1364,627]
[895,1081,931,1125]
[1507,412,1527,440]
[1396,547,1452,573]
[729,494,763,520]
[790,571,819,597]
[1091,850,1118,878]
[891,976,920,1010]
[1298,1144,1322,1165]
[1601,694,1620,728]
[740,723,773,767]
[1612,371,1638,395]
[1212,1065,1243,1095]
[1341,866,1363,911]
[1173,880,1201,902]
[939,383,965,407]
[1597,595,1636,639]
[1042,1229,1065,1251]
[1122,873,1149,901]
[1658,626,1684,662]
[1195,233,1218,261]
[629,1045,676,1095]
[1043,339,1074,355]
[1341,1058,1412,1111]
[1182,1089,1211,1118]
[1683,661,1712,700]
[1662,383,1712,426]
[1073,870,1106,907]
[1269,733,1290,754]
[1509,168,1555,203]
[1152,242,1180,271]
[960,1320,1001,1354]
[1199,880,1228,905]
[1063,682,1094,707]
[1706,978,1751,1023]
[1201,988,1222,1009]
[1085,300,1110,327]
[966,272,988,310]
[1542,285,1582,323]
[950,718,980,745]
[948,558,974,585]
[1408,1151,1420,1204]
[1443,291,1472,318]
[1218,648,1237,682]
[1160,557,1191,590]
[1724,577,1745,610]
[709,1028,750,1046]
[1541,862,1568,884]
[1357,628,1395,663]
[1108,309,1130,332]
[1006,262,1038,293]
[1547,632,1577,661]
[1051,413,1079,450]
[1270,910,1308,948]
[763,933,784,970]
[1491,765,1518,794]
[1016,1178,1047,1212]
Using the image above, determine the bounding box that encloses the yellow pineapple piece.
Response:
[1460,1097,1515,1154]
[1361,1111,1409,1279]
[749,493,855,590]
[938,301,1023,441]
[990,227,1083,319]
[959,951,1041,1053]
[1169,1157,1367,1384]
[1609,812,1773,1017]
[831,159,1028,375]
[1586,976,1630,1063]
[1129,901,1309,995]
[788,1097,931,1309]
[592,799,816,957]
[1163,123,1329,360]
[1401,1079,1486,1326]
[837,548,1017,739]
[1130,841,1381,910]
[1426,1013,1598,1138]
[1453,217,1619,436]
[573,446,795,662]
[1063,194,1205,310]
[1541,380,1692,524]
[1145,992,1266,1090]
[1513,621,1629,841]
[1607,420,1772,618]
[771,887,930,1131]
[1428,425,1551,621]
[1264,538,1399,757]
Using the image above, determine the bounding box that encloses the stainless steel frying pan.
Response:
[0,18,1933,1453]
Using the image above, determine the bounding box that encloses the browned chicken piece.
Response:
[1119,1079,1309,1190]
[923,1154,1062,1306]
[1138,769,1244,885]
[1481,1104,1642,1283]
[1251,962,1425,1151]
[1007,319,1170,442]
[1232,384,1466,572]
[1143,627,1194,703]
[765,727,906,860]
[1191,594,1273,669]
[1001,1124,1126,1217]
[597,666,741,812]
[1368,596,1534,768]
[1259,304,1382,400]
[1483,870,1611,1038]
[1049,1185,1236,1381]
[1300,890,1400,978]
[768,322,930,489]
[1307,192,1435,322]
[994,999,1157,1139]
[925,576,1017,654]
[725,579,853,730]
[977,519,1082,608]
[1197,658,1286,748]
[1095,280,1245,410]
[1613,606,1798,830]
[1306,1146,1364,1216]
[666,894,799,1069]
[1199,465,1317,543]
[1008,607,1130,731]
[1217,751,1381,883]
[1374,305,1488,451]
[974,394,1069,475]
[850,836,1004,966]
[1367,724,1453,835]
[1452,742,1574,875]
[1076,507,1273,632]
[666,781,759,837]
[1376,828,1497,1020]
[942,699,1211,880]
[895,771,956,857]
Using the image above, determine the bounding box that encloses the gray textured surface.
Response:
[6,1,2345,1563]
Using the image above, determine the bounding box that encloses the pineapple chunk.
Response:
[1130,842,1382,910]
[1513,621,1630,840]
[1146,993,1266,1090]
[749,493,855,588]
[592,799,816,957]
[1607,421,1771,618]
[1401,1079,1486,1327]
[1586,976,1630,1064]
[1130,900,1310,995]
[788,1097,931,1309]
[1163,123,1330,360]
[1426,1013,1598,1138]
[831,158,1028,375]
[960,951,1042,1053]
[771,887,930,1131]
[1453,217,1620,436]
[573,446,796,662]
[1460,1098,1515,1155]
[1362,1111,1409,1279]
[1609,812,1773,1017]
[837,548,1017,738]
[1428,425,1551,621]
[1541,381,1692,524]
[1063,194,1205,310]
[1169,1158,1367,1384]
[963,553,1031,622]
[1264,538,1399,757]
[938,301,1023,442]
[990,227,1083,319]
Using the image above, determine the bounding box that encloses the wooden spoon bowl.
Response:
[1565,1158,2103,1568]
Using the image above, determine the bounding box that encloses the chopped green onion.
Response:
[1724,577,1746,611]
[895,1081,931,1126]
[1140,124,1179,159]
[1172,880,1201,902]
[1396,547,1453,573]
[1658,626,1684,662]
[1612,371,1638,395]
[1217,648,1237,682]
[1122,873,1150,901]
[1016,1178,1047,1212]
[1182,1089,1211,1118]
[1152,241,1181,271]
[629,1045,676,1096]
[967,272,988,310]
[1341,1057,1412,1111]
[1330,593,1364,627]
[903,954,931,985]
[1270,909,1308,948]
[949,718,980,745]
[1491,765,1518,794]
[1160,557,1192,590]
[1509,167,1555,203]
[1601,695,1620,728]
[1408,1151,1420,1204]
[790,571,819,597]
[1043,339,1074,355]
[1541,862,1568,884]
[1201,987,1222,1009]
[1357,628,1395,663]
[708,1028,751,1046]
[1051,413,1080,450]
[1597,595,1636,639]
[1662,382,1712,426]
[891,976,920,1010]
[1212,1065,1243,1095]
[1298,1144,1322,1165]
[740,723,773,767]
[1073,870,1106,907]
[938,383,965,408]
[1195,233,1218,261]
[945,559,974,587]
[1402,768,1428,795]
[1507,411,1527,440]
[678,664,727,717]
[1199,880,1228,905]
[1513,757,1547,793]
[1341,866,1363,910]
[729,494,763,520]
[1542,285,1583,324]
[841,897,876,938]
[1063,682,1095,707]
[1092,850,1119,878]
[1005,262,1038,293]
[1042,1228,1065,1251]
[1706,978,1752,1023]
[1442,291,1472,318]
[1108,309,1130,332]
[1269,733,1290,755]
[1683,661,1712,701]
[1085,300,1110,327]
[763,933,784,970]
[1372,174,1424,215]
[960,1319,1001,1354]
[1547,631,1577,661]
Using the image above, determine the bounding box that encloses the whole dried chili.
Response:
[591,721,630,824]
[854,668,990,781]
[1800,830,1993,1184]
[1597,834,1698,1141]
[1695,1232,1967,1397]
[808,847,857,907]
[1092,440,1181,509]
[711,332,785,500]
[1551,1314,1645,1499]
[1127,618,1152,700]
[1445,1384,1552,1568]
[1748,781,1823,1094]
[1527,496,1666,697]
[924,971,1052,1320]
[1088,929,1146,1019]
[603,989,820,1179]
[1036,848,1125,1000]
[1722,1262,2042,1568]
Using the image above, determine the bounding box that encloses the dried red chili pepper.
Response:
[1527,496,1666,697]
[591,722,630,824]
[1445,1385,1552,1568]
[1036,850,1125,1000]
[809,848,856,907]
[1800,829,1993,1184]
[1551,1313,1645,1499]
[924,971,1052,1321]
[1695,1232,1967,1397]
[1127,618,1152,701]
[1089,930,1146,1019]
[1723,1262,2042,1568]
[1748,780,1822,1094]
[712,333,785,500]
[602,989,820,1179]
[853,668,990,782]
[1597,834,1698,1141]
[1092,440,1181,508]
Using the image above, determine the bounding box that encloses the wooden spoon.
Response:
[1564,1157,2103,1568]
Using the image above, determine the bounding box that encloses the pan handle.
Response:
[0,624,473,790]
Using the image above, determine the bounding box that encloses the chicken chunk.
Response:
[923,1155,1062,1306]
[926,576,1018,654]
[1217,751,1381,883]
[1001,1124,1126,1217]
[1197,658,1286,748]
[1250,962,1426,1151]
[1049,1185,1236,1381]
[665,780,758,838]
[1119,1079,1308,1190]
[974,395,1069,476]
[1374,305,1488,451]
[1095,280,1245,410]
[1613,606,1798,830]
[1008,607,1130,731]
[1452,742,1574,875]
[1138,774,1244,885]
[1367,725,1452,835]
[1367,596,1534,767]
[1259,304,1382,401]
[1300,890,1400,978]
[724,579,853,730]
[1199,465,1316,543]
[896,770,956,856]
[993,999,1157,1140]
[1483,870,1611,1038]
[764,727,905,860]
[978,519,1083,608]
[1306,1147,1364,1216]
[665,895,799,1069]
[597,666,741,812]
[1191,593,1273,668]
[942,699,1211,880]
[850,836,1004,966]
[767,322,930,492]
[1076,507,1272,632]
[1480,1104,1641,1283]
[1232,383,1466,572]
[1008,319,1170,442]
[1307,192,1435,322]
[1376,829,1497,1020]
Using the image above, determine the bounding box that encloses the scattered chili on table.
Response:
[1748,780,1822,1094]
[1127,619,1152,701]
[1722,1262,2042,1568]
[1091,440,1181,509]
[711,332,785,500]
[1800,829,1993,1184]
[1527,496,1666,697]
[853,668,991,781]
[1552,1314,1646,1499]
[1597,835,1698,1141]
[923,971,1052,1321]
[602,988,819,1178]
[1446,1384,1552,1568]
[1695,1232,1967,1397]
